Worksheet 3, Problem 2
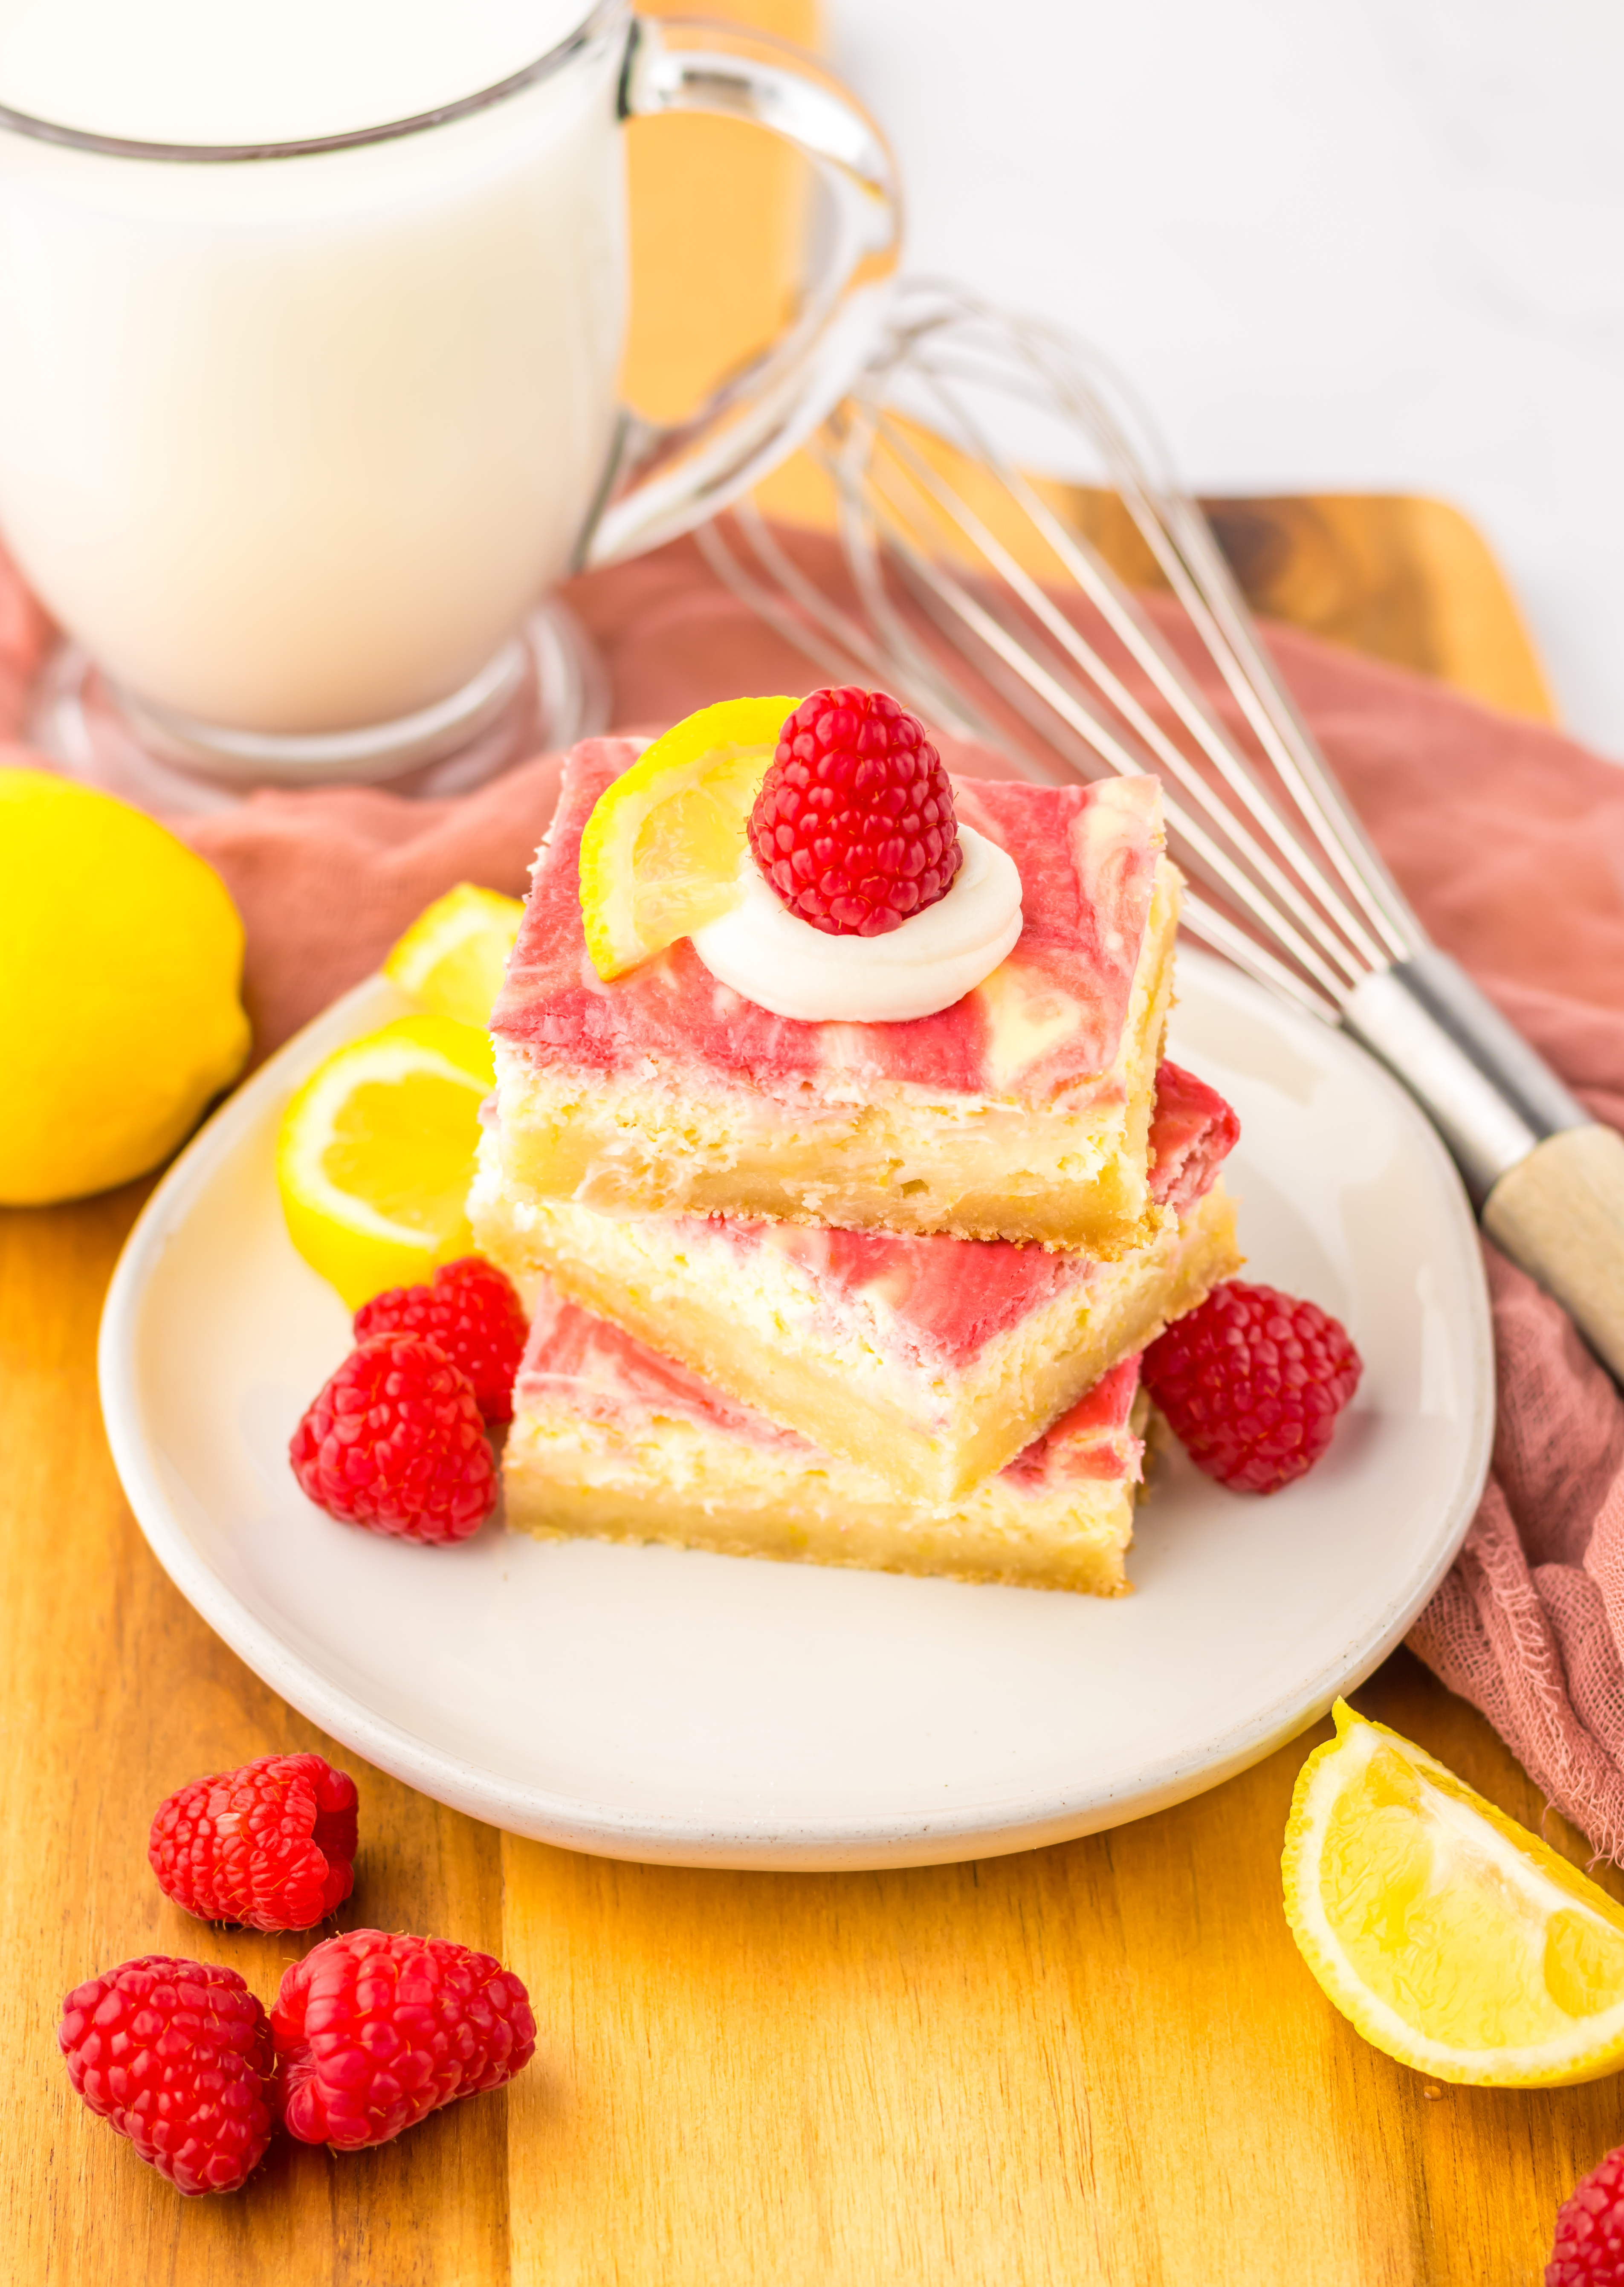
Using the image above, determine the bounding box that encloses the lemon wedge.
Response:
[277,1016,493,1309]
[382,881,524,1028]
[578,695,799,979]
[1283,1699,1624,2086]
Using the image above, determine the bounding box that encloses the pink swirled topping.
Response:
[1146,1061,1242,1218]
[612,1058,1238,1373]
[492,741,1167,1105]
[515,1278,1143,1487]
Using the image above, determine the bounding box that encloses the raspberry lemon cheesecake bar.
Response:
[473,1061,1240,1502]
[488,692,1181,1253]
[504,1279,1150,1595]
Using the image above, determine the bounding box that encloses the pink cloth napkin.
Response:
[1410,1243,1624,1861]
[12,527,1624,1853]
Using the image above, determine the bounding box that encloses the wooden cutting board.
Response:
[2,9,1602,2284]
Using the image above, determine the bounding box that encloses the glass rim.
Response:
[0,0,628,165]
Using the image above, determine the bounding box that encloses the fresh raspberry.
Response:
[354,1256,528,1424]
[1142,1279,1361,1495]
[1550,2146,1624,2284]
[289,1333,496,1545]
[148,1751,359,1934]
[58,1955,275,2196]
[748,686,962,937]
[271,1929,536,2150]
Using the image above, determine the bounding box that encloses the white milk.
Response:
[0,0,627,732]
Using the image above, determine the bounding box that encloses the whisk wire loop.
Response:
[706,282,1440,1011]
[895,288,1424,976]
[861,400,1389,990]
[695,279,1624,1387]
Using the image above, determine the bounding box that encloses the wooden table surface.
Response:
[5,10,1615,2284]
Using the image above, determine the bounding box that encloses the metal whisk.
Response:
[697,280,1624,1376]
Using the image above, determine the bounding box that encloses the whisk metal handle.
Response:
[1343,952,1586,1199]
[1344,951,1624,1378]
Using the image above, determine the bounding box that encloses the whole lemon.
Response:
[0,767,251,1204]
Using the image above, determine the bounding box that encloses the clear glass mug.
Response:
[0,0,897,805]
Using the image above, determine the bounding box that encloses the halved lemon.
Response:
[383,882,524,1027]
[578,695,800,979]
[277,1016,494,1309]
[1283,1700,1624,2086]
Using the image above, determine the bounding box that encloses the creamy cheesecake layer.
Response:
[490,740,1181,1251]
[505,1281,1147,1595]
[473,1064,1240,1502]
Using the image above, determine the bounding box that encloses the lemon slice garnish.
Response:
[276,1016,493,1308]
[1283,1700,1624,2086]
[383,882,524,1028]
[578,695,800,980]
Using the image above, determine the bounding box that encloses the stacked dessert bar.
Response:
[474,737,1243,1595]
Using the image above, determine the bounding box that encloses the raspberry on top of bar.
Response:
[501,740,1162,1100]
[490,738,1181,1250]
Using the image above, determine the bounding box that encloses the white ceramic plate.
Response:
[99,949,1493,1870]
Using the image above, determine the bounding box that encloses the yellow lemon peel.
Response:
[1283,1699,1624,2086]
[0,767,249,1204]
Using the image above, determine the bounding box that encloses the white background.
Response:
[826,0,1624,758]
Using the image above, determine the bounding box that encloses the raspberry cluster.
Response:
[61,1749,537,2196]
[59,1933,535,2196]
[289,1254,528,1545]
[748,686,961,937]
[60,1258,541,2196]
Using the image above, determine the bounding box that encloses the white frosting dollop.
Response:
[690,825,1023,1023]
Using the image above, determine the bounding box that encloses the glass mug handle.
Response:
[579,13,902,569]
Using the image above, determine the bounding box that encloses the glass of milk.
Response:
[0,0,898,805]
